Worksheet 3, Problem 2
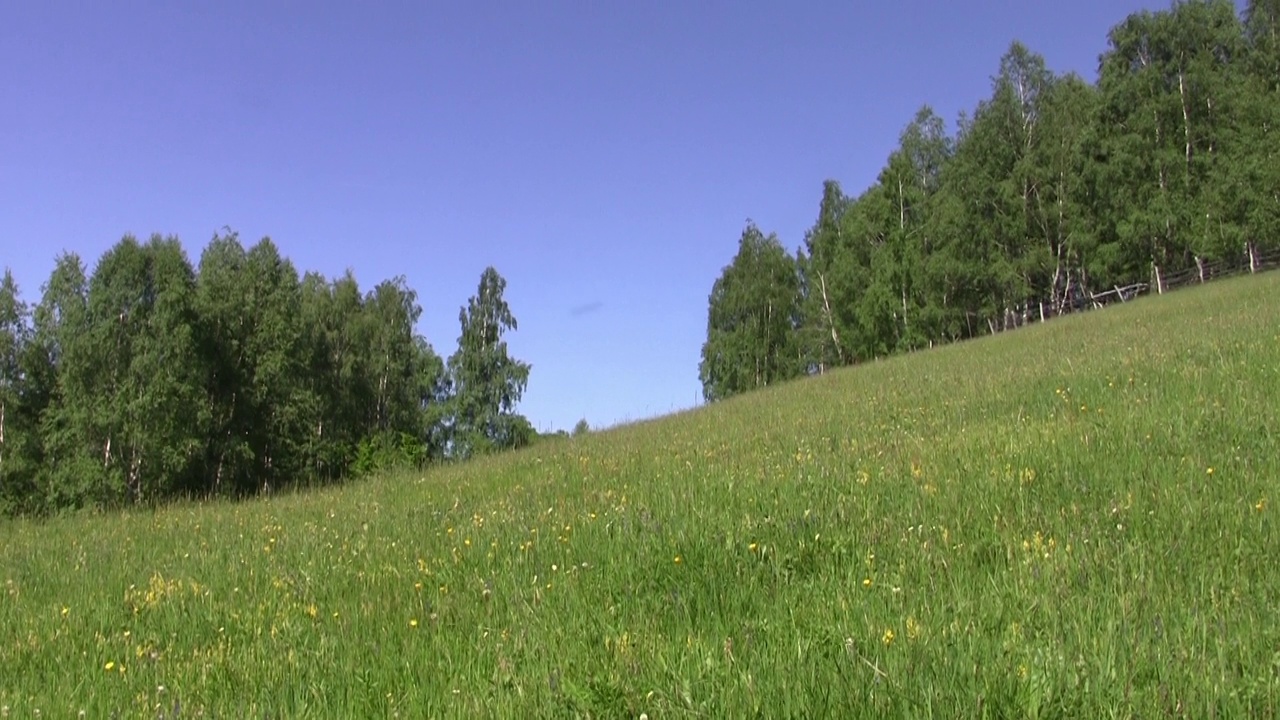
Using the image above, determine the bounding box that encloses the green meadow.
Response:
[2,273,1278,718]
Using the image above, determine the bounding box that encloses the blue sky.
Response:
[2,0,1204,432]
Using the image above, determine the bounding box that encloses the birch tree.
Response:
[446,267,532,458]
[699,223,802,402]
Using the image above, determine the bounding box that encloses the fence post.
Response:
[1249,242,1258,274]
[1153,264,1164,294]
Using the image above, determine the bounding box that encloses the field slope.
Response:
[3,273,1279,718]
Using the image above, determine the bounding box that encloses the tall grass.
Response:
[2,273,1278,718]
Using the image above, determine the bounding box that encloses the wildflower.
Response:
[1257,498,1267,512]
[1207,467,1214,475]
[882,629,895,646]
[104,661,115,671]
[673,555,682,564]
[862,578,872,588]
[409,618,418,628]
[906,616,922,640]
[60,607,69,617]
[748,542,758,552]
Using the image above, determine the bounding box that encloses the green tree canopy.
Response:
[446,267,532,459]
[700,223,802,402]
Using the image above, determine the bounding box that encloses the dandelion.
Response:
[60,606,69,617]
[409,618,418,628]
[882,628,895,646]
[862,578,872,588]
[104,661,115,671]
[673,555,682,564]
[748,542,758,552]
[1207,467,1214,475]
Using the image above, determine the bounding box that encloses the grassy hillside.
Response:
[3,273,1278,718]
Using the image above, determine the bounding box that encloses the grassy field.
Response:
[2,273,1279,718]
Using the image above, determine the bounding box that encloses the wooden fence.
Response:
[989,243,1280,334]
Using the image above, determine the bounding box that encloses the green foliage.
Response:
[571,418,590,437]
[700,222,803,401]
[3,273,1277,716]
[0,234,522,514]
[71,236,210,504]
[0,270,34,514]
[1093,1,1250,277]
[723,1,1279,397]
[445,267,532,460]
[352,431,427,478]
[30,253,97,510]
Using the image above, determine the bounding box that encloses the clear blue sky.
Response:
[2,0,1205,432]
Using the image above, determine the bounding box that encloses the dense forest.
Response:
[701,0,1280,401]
[0,232,533,515]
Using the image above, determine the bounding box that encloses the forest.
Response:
[0,232,533,515]
[2,1,1276,514]
[700,0,1280,401]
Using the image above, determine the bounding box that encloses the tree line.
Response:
[0,232,532,515]
[701,0,1280,401]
